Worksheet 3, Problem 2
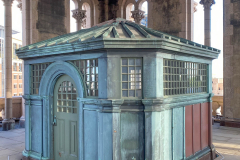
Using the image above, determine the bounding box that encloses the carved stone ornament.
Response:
[131,9,145,24]
[1,0,14,6]
[16,0,22,11]
[72,9,87,23]
[199,0,215,9]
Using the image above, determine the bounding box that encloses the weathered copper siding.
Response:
[185,103,210,157]
[193,103,201,153]
[201,103,209,149]
[185,105,193,157]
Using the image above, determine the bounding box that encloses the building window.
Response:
[19,75,22,79]
[121,58,142,98]
[31,62,51,94]
[13,93,17,96]
[70,59,98,97]
[13,43,17,59]
[13,84,17,88]
[14,75,17,79]
[219,87,220,90]
[163,59,207,96]
[19,84,22,88]
[19,93,22,96]
[19,63,22,72]
[13,63,17,71]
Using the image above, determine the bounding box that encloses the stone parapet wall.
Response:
[0,97,22,120]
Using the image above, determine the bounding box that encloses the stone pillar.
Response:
[131,10,145,25]
[2,0,15,131]
[72,9,87,30]
[200,0,215,46]
[17,0,27,128]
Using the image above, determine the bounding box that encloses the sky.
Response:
[1,1,223,78]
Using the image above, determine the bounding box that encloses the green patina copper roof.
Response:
[16,18,220,59]
[17,18,220,52]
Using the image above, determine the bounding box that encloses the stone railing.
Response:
[212,95,223,116]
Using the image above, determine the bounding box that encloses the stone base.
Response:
[220,119,240,128]
[198,149,216,160]
[2,119,15,131]
[19,117,25,128]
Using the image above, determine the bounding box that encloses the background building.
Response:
[0,25,23,97]
[212,78,223,96]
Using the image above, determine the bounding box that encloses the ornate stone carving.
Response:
[131,9,145,25]
[72,9,87,23]
[194,1,198,13]
[1,0,14,6]
[81,19,86,28]
[199,0,215,9]
[16,0,22,11]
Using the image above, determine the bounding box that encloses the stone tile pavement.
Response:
[0,128,25,160]
[213,123,240,160]
[0,124,239,160]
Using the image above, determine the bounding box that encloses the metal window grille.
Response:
[31,62,51,94]
[121,58,142,98]
[70,59,98,97]
[163,59,207,96]
[57,81,78,114]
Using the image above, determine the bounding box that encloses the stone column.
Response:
[2,0,15,131]
[131,10,145,25]
[17,0,26,128]
[200,0,215,46]
[72,9,87,30]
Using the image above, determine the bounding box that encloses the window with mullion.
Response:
[121,58,142,98]
[163,59,207,96]
[70,59,98,97]
[30,62,51,95]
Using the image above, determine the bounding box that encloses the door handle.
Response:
[53,116,57,126]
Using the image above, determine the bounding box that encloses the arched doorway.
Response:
[53,75,79,160]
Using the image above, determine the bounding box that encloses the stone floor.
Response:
[0,128,25,160]
[213,123,240,160]
[0,124,239,160]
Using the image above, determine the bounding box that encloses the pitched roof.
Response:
[16,18,220,59]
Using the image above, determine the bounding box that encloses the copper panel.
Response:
[201,103,209,149]
[193,103,201,153]
[185,105,193,157]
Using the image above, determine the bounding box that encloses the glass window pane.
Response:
[122,90,128,97]
[129,59,135,65]
[122,59,128,65]
[122,75,128,81]
[122,82,128,89]
[136,59,142,66]
[122,67,128,73]
[129,90,135,97]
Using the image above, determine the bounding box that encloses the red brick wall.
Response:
[185,103,210,157]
